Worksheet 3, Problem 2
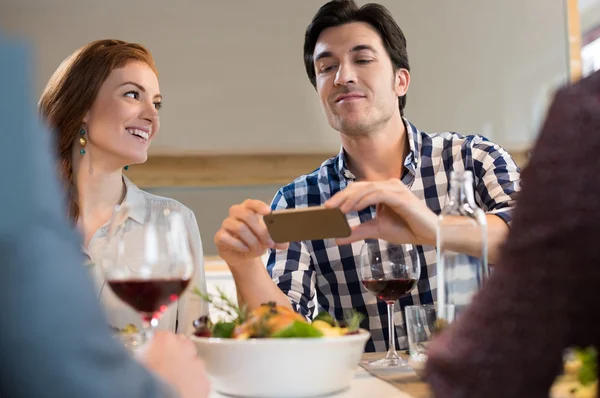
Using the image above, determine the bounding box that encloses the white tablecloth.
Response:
[208,366,413,398]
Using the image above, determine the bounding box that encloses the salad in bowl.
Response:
[190,288,370,398]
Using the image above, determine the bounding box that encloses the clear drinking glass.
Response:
[360,240,420,368]
[405,304,456,361]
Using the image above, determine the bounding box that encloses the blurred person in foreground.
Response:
[425,69,600,397]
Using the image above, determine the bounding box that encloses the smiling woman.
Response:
[38,39,209,335]
[39,40,161,222]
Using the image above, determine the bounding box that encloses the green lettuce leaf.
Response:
[576,346,598,386]
[272,321,324,338]
[212,322,236,338]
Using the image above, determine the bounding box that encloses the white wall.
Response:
[0,0,569,154]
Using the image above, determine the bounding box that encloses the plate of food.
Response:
[550,347,597,398]
[190,288,370,398]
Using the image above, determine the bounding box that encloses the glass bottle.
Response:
[436,170,489,323]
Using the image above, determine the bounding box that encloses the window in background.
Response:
[582,25,600,77]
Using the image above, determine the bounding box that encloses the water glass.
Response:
[405,304,455,361]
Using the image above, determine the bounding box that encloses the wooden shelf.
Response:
[204,255,230,273]
[124,153,335,189]
[125,149,530,189]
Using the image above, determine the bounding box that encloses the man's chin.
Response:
[334,119,371,136]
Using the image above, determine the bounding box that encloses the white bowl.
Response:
[192,330,370,398]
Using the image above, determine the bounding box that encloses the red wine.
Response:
[108,278,190,315]
[362,278,417,302]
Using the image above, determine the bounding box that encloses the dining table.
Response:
[208,352,432,398]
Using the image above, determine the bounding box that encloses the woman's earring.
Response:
[79,128,87,155]
[124,165,129,171]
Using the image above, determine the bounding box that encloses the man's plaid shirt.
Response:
[266,118,520,352]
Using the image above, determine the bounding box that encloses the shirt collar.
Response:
[336,145,354,181]
[122,175,147,225]
[337,117,421,181]
[81,176,146,258]
[403,118,421,175]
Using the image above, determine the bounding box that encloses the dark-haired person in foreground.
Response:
[214,0,520,352]
[425,70,600,397]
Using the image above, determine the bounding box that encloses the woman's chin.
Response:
[124,153,148,166]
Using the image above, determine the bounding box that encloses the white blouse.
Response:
[82,177,209,335]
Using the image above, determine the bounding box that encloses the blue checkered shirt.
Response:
[266,119,520,352]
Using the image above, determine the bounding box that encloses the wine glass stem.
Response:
[141,317,156,343]
[385,301,399,360]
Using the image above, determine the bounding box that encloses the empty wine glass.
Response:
[360,240,420,368]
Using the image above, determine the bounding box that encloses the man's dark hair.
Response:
[304,0,410,116]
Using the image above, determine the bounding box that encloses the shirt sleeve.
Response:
[265,188,316,319]
[467,135,521,225]
[177,209,209,335]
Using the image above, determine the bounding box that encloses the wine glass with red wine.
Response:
[360,240,420,368]
[102,204,196,343]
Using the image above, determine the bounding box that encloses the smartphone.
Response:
[264,206,351,243]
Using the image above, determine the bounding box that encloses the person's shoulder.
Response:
[272,154,339,208]
[422,129,506,152]
[126,179,197,221]
[143,191,195,217]
[568,69,600,96]
[278,154,339,193]
[411,123,514,167]
[424,130,488,145]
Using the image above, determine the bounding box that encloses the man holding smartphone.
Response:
[215,0,520,352]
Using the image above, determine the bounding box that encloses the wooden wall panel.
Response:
[567,0,583,82]
[125,149,530,189]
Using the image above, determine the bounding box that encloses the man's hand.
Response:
[138,331,210,398]
[213,199,294,311]
[325,179,438,246]
[214,199,289,266]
